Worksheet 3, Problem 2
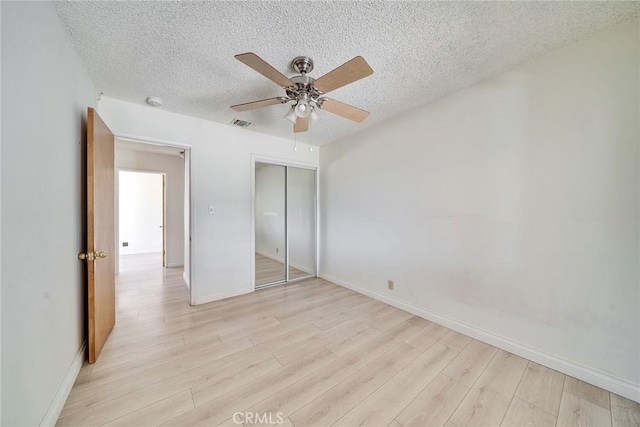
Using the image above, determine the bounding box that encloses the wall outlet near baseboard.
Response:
[122,242,128,247]
[388,280,394,290]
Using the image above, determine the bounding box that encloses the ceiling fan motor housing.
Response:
[289,75,316,93]
[291,56,314,74]
[288,75,322,113]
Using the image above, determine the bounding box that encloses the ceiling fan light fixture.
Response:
[284,106,297,124]
[295,100,311,118]
[309,107,321,124]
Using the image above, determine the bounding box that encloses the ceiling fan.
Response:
[230,53,373,133]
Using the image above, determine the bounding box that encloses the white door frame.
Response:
[114,133,194,305]
[250,154,319,292]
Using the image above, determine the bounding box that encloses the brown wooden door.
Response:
[84,107,116,363]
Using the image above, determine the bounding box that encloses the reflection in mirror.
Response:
[254,163,286,286]
[287,167,316,280]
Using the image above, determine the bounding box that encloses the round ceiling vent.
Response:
[146,96,163,107]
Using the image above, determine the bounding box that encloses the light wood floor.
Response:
[58,255,640,426]
[255,253,310,286]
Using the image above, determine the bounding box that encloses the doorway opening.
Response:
[253,159,318,289]
[114,137,192,295]
[118,170,165,270]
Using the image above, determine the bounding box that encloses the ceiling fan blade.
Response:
[230,97,287,112]
[294,116,309,133]
[235,53,295,88]
[319,98,370,122]
[313,56,373,94]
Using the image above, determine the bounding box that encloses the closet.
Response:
[254,162,317,288]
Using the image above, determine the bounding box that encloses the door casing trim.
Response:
[113,133,194,305]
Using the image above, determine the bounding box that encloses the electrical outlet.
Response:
[122,242,128,247]
[388,280,394,290]
[276,248,279,253]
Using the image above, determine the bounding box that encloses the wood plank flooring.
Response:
[58,254,640,426]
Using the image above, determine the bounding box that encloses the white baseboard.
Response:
[192,287,253,305]
[165,262,184,268]
[183,271,190,288]
[40,341,86,426]
[319,273,640,403]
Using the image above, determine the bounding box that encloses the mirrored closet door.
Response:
[287,167,316,281]
[254,162,316,288]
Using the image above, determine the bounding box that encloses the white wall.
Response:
[320,18,639,400]
[1,2,97,425]
[119,171,164,255]
[98,97,319,304]
[255,164,286,261]
[116,147,185,267]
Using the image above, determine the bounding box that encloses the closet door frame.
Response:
[251,154,319,291]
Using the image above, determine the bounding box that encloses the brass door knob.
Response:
[78,252,95,261]
[78,251,106,260]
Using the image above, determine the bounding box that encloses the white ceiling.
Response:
[55,1,638,146]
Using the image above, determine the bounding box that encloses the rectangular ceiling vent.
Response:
[231,118,252,128]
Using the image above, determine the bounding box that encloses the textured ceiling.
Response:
[54,1,638,145]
